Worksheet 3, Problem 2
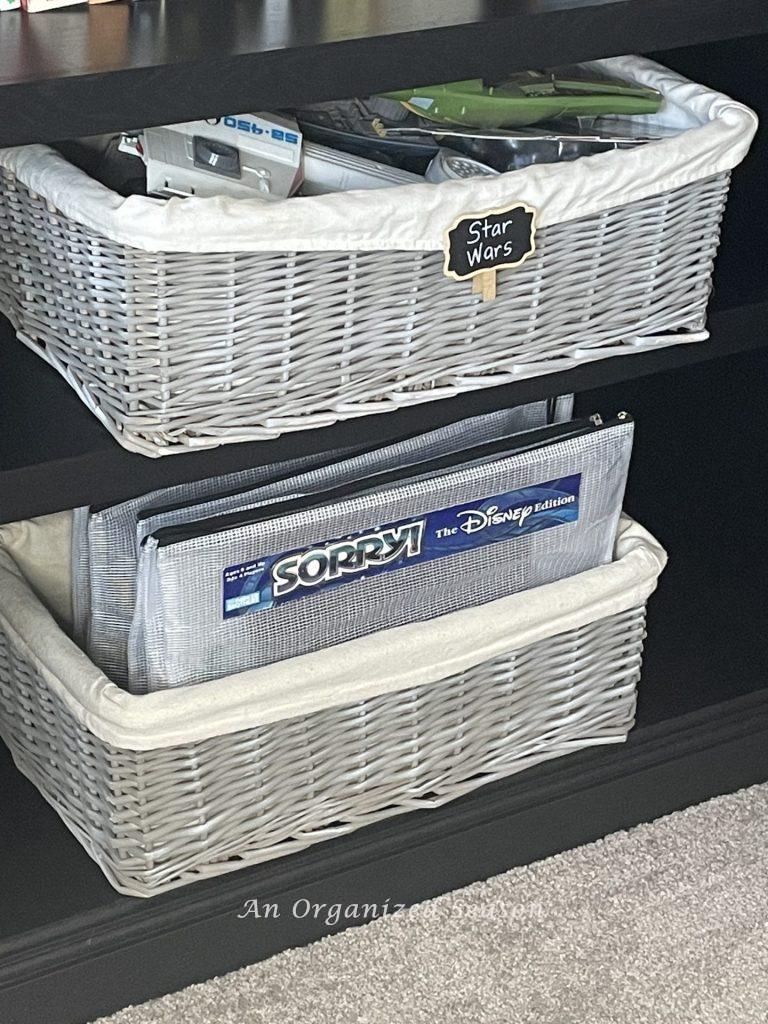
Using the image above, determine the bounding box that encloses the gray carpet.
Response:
[96,783,768,1024]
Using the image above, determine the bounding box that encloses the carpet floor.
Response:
[95,783,768,1024]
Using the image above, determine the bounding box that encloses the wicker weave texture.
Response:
[0,605,645,897]
[0,169,728,456]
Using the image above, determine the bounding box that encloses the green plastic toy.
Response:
[380,71,662,129]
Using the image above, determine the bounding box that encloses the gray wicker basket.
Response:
[0,171,727,457]
[0,517,666,897]
[0,55,757,456]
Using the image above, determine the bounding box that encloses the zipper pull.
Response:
[589,413,604,428]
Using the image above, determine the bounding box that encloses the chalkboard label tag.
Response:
[443,203,537,287]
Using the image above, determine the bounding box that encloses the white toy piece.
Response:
[120,113,303,200]
[300,141,422,194]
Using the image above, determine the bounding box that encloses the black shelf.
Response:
[0,21,766,1024]
[1,0,767,148]
[2,344,767,1024]
[1,300,766,523]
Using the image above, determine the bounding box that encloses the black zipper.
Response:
[152,413,631,548]
[92,400,556,518]
[139,397,555,521]
[134,439,376,523]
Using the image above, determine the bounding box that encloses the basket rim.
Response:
[0,56,756,255]
[0,515,665,751]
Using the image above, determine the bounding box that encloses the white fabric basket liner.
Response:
[0,56,756,254]
[0,515,666,751]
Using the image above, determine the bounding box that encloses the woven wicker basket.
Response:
[0,58,757,456]
[0,517,665,897]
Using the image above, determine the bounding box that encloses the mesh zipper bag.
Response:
[130,412,631,694]
[127,399,570,692]
[81,399,570,686]
[75,449,352,685]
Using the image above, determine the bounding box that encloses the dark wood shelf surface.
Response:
[1,299,765,523]
[0,0,767,147]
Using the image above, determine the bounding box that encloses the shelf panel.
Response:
[1,0,767,147]
[1,300,766,523]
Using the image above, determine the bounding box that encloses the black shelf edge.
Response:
[1,300,766,523]
[1,689,767,1024]
[1,0,767,147]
